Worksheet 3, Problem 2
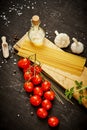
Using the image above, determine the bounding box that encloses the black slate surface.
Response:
[0,0,87,130]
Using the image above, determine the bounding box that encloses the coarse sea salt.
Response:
[27,6,30,9]
[1,0,37,26]
[0,13,10,26]
[32,6,34,9]
[0,65,2,68]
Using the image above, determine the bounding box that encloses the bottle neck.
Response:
[32,24,39,30]
[31,20,40,30]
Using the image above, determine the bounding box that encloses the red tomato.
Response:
[44,91,55,101]
[48,116,59,127]
[31,65,42,74]
[18,58,30,69]
[24,81,34,92]
[41,80,51,91]
[24,71,33,81]
[32,74,42,85]
[30,95,42,106]
[42,99,52,110]
[36,107,48,119]
[33,87,43,97]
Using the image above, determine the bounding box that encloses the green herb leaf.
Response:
[78,95,84,104]
[65,87,74,99]
[75,80,83,89]
[85,96,87,99]
[79,90,83,94]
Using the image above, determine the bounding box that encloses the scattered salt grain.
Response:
[13,70,16,74]
[1,61,4,64]
[8,21,10,23]
[83,37,86,40]
[14,59,17,62]
[9,44,12,51]
[12,4,15,7]
[17,12,23,16]
[13,72,16,75]
[10,55,13,59]
[32,3,34,5]
[13,62,17,65]
[0,65,2,68]
[0,13,10,26]
[9,10,12,12]
[24,4,26,7]
[30,111,34,116]
[4,59,8,63]
[43,24,46,27]
[20,6,23,10]
[15,8,17,11]
[17,114,20,117]
[27,6,30,9]
[44,1,47,4]
[46,35,48,38]
[46,32,48,35]
[32,6,34,9]
[34,1,36,4]
[48,36,51,39]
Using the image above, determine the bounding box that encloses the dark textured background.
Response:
[0,0,87,130]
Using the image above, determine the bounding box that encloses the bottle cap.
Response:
[32,15,40,25]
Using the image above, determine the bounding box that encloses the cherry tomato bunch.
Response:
[17,58,59,127]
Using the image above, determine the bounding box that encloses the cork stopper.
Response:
[32,15,40,25]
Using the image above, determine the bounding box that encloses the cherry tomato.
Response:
[36,107,48,119]
[24,81,34,92]
[33,87,43,97]
[42,99,52,110]
[31,65,42,74]
[18,58,30,69]
[30,95,42,106]
[44,90,55,101]
[24,71,33,81]
[41,80,51,91]
[32,74,42,85]
[48,116,59,127]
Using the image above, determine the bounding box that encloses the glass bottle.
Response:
[28,15,45,46]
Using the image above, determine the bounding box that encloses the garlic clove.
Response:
[70,37,84,54]
[1,36,9,58]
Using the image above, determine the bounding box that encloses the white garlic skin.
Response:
[71,38,84,54]
[54,31,70,48]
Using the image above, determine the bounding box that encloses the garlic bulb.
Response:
[70,38,84,54]
[54,30,70,48]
